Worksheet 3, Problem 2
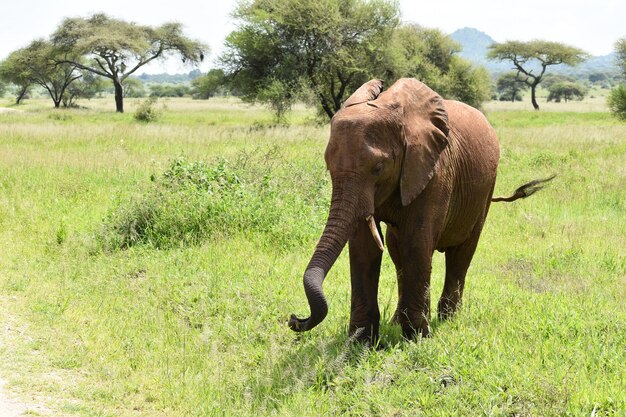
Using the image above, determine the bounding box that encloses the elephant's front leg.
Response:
[348,219,384,343]
[387,226,433,339]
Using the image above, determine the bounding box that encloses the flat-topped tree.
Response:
[488,40,588,110]
[0,40,82,108]
[51,14,208,112]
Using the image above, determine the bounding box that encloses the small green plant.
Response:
[98,150,326,251]
[133,96,161,122]
[607,85,626,120]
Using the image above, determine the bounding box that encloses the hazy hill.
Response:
[450,27,619,79]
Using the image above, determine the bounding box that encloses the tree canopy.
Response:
[51,14,208,112]
[0,39,82,108]
[488,40,588,109]
[222,0,399,119]
[222,0,490,119]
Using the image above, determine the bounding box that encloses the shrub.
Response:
[607,85,626,120]
[97,149,329,251]
[134,97,161,122]
[547,81,587,103]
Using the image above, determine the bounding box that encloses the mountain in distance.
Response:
[449,27,618,78]
[450,27,509,73]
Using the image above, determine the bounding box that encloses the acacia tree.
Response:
[487,40,588,110]
[51,14,208,112]
[221,0,399,119]
[0,54,33,104]
[496,72,529,101]
[0,40,82,108]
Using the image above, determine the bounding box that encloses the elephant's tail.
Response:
[491,175,556,203]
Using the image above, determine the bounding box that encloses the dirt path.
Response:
[0,297,51,416]
[0,378,27,417]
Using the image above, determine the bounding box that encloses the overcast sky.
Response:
[1,0,624,74]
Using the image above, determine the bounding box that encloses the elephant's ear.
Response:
[376,78,449,206]
[343,79,384,108]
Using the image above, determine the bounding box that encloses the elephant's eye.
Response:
[371,162,384,176]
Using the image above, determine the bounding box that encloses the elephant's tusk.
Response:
[366,215,384,251]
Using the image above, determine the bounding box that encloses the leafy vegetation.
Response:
[99,152,327,251]
[222,0,399,119]
[0,96,624,416]
[133,96,162,122]
[496,72,529,101]
[608,38,626,120]
[0,39,83,108]
[191,69,228,99]
[384,24,491,109]
[221,0,490,119]
[607,85,626,120]
[149,84,190,98]
[547,81,587,102]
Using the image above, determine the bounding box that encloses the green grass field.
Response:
[1,96,625,416]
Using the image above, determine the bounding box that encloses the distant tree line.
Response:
[0,14,207,112]
[4,1,622,119]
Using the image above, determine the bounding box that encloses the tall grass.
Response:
[0,98,624,416]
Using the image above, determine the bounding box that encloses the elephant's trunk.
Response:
[289,183,361,332]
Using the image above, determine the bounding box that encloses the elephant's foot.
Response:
[395,308,430,340]
[349,322,379,346]
[437,295,461,321]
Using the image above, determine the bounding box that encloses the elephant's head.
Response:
[289,78,450,332]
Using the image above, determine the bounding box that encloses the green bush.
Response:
[98,150,329,251]
[607,85,626,120]
[547,81,587,103]
[133,97,161,122]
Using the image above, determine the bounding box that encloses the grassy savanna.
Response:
[0,96,624,416]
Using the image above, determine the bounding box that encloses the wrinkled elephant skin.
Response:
[289,78,552,343]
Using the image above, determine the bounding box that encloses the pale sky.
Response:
[0,0,624,74]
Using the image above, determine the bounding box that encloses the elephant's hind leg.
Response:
[438,209,489,320]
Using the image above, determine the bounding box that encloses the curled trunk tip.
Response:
[289,266,328,332]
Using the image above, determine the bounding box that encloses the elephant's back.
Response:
[444,100,500,172]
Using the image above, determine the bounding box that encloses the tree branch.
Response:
[57,59,111,78]
[121,50,162,81]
